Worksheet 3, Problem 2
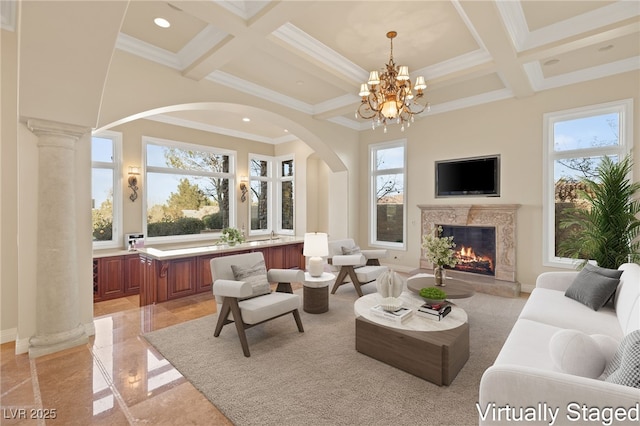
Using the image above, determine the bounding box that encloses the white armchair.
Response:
[327,239,388,297]
[210,252,304,357]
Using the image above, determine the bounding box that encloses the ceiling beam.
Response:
[178,1,312,81]
[459,0,533,98]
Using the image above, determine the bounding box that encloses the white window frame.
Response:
[248,154,272,237]
[247,154,295,237]
[276,155,295,235]
[542,99,633,268]
[369,139,407,250]
[143,136,237,244]
[92,130,123,250]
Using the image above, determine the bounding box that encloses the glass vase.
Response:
[434,266,446,286]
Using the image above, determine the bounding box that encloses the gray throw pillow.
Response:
[565,266,620,311]
[582,263,623,279]
[341,245,361,255]
[604,330,640,388]
[231,260,271,300]
[583,263,623,306]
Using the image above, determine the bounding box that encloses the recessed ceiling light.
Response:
[242,117,251,122]
[598,44,614,52]
[154,17,171,28]
[284,129,289,133]
[543,58,560,66]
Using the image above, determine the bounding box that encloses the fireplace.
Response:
[418,204,521,297]
[440,225,495,276]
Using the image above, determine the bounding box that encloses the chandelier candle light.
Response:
[356,31,430,133]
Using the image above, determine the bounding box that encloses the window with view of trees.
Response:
[92,131,122,248]
[248,155,294,235]
[543,99,631,267]
[280,158,294,231]
[370,140,406,249]
[144,137,236,241]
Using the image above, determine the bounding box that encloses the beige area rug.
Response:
[143,286,526,426]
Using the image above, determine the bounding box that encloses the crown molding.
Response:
[327,116,363,132]
[498,1,640,53]
[206,70,314,114]
[146,114,293,145]
[494,0,529,52]
[273,23,366,83]
[524,1,640,51]
[415,49,493,80]
[451,0,489,52]
[177,25,228,69]
[313,94,360,116]
[524,56,640,92]
[116,33,182,70]
[213,0,270,20]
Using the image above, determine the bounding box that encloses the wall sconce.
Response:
[128,166,140,202]
[239,176,248,203]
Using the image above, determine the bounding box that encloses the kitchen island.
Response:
[136,237,305,306]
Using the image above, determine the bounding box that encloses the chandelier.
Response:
[356,31,430,133]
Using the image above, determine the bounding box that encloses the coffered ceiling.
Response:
[10,1,640,143]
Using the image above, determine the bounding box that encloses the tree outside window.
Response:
[144,138,235,240]
[92,131,122,248]
[370,140,406,248]
[543,100,631,267]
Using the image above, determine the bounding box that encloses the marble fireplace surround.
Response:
[418,204,521,297]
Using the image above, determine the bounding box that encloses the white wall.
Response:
[358,70,640,289]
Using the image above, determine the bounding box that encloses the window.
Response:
[249,156,270,233]
[248,154,294,236]
[92,131,122,249]
[370,140,406,249]
[279,158,294,232]
[144,137,236,242]
[543,99,632,267]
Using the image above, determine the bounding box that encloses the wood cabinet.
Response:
[138,242,304,306]
[93,254,142,302]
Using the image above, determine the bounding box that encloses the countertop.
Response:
[93,236,304,260]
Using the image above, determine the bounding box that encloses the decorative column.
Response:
[27,119,90,358]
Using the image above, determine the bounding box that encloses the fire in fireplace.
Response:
[440,225,496,276]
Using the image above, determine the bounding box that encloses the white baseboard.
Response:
[15,337,29,354]
[1,328,17,344]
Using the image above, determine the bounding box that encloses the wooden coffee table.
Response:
[406,273,475,299]
[354,292,469,386]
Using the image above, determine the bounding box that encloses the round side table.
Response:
[303,272,334,314]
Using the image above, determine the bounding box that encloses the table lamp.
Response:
[303,232,328,277]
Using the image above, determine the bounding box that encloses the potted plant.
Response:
[559,155,640,268]
[422,225,459,285]
[419,286,447,304]
[218,227,246,246]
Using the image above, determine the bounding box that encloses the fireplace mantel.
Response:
[418,204,520,285]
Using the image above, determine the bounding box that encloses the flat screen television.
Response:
[435,155,500,197]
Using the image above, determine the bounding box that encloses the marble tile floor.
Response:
[1,292,238,425]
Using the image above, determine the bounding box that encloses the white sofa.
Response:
[479,263,640,425]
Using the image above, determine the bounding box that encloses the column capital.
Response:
[26,118,90,141]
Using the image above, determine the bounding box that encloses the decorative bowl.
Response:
[379,297,402,312]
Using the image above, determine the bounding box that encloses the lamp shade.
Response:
[303,232,328,257]
[414,75,427,90]
[397,65,409,80]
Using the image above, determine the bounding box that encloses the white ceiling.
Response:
[9,1,640,144]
